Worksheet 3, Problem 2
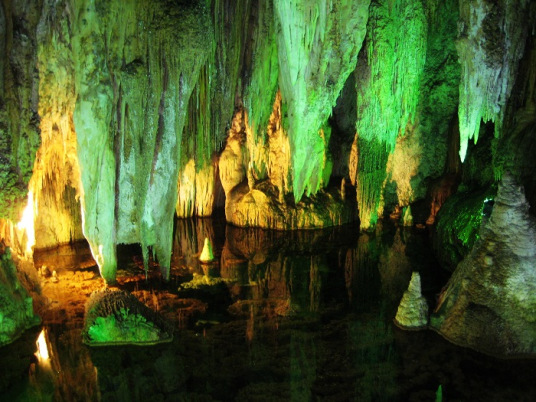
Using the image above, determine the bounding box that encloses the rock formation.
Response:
[394,272,428,330]
[431,174,536,356]
[352,0,460,229]
[199,237,215,263]
[0,0,534,293]
[83,289,172,346]
[0,245,40,346]
[457,0,532,161]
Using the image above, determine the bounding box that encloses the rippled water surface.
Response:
[1,218,536,401]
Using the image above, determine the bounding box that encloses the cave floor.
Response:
[1,218,536,401]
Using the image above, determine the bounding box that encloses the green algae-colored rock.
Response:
[83,289,172,346]
[0,246,40,346]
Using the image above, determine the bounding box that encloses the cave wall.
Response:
[0,0,41,221]
[0,0,535,284]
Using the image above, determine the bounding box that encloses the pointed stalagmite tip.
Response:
[199,237,214,263]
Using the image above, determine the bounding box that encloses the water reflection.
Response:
[1,218,536,400]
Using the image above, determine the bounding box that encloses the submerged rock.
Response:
[394,272,428,330]
[431,174,536,357]
[83,289,172,346]
[0,246,40,346]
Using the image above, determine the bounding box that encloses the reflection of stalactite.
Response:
[290,330,316,402]
[173,219,216,275]
[348,318,397,400]
[377,229,412,307]
[309,256,323,313]
[345,232,381,310]
[44,327,100,401]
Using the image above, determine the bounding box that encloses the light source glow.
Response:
[36,328,50,362]
[17,190,36,254]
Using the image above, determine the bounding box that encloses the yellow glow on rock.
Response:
[199,238,214,263]
[17,190,36,254]
[36,328,50,362]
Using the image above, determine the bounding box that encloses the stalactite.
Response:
[31,0,83,249]
[274,0,370,203]
[177,65,218,218]
[242,0,279,179]
[354,0,459,229]
[70,0,212,282]
[457,0,531,161]
[354,0,427,230]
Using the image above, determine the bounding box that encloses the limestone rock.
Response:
[220,95,357,230]
[0,246,40,346]
[274,0,370,202]
[0,0,41,221]
[353,0,459,230]
[394,272,428,329]
[457,0,532,161]
[431,174,536,356]
[82,289,172,346]
[225,181,357,230]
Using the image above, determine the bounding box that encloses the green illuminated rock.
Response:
[353,0,461,230]
[70,0,211,282]
[83,289,172,346]
[433,188,495,271]
[0,246,40,346]
[274,0,370,202]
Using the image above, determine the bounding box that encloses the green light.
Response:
[355,0,427,229]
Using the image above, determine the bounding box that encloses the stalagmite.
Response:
[394,272,428,329]
[400,206,414,227]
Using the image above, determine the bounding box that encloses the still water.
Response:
[1,218,536,401]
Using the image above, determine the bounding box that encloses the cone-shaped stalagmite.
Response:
[394,272,428,329]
